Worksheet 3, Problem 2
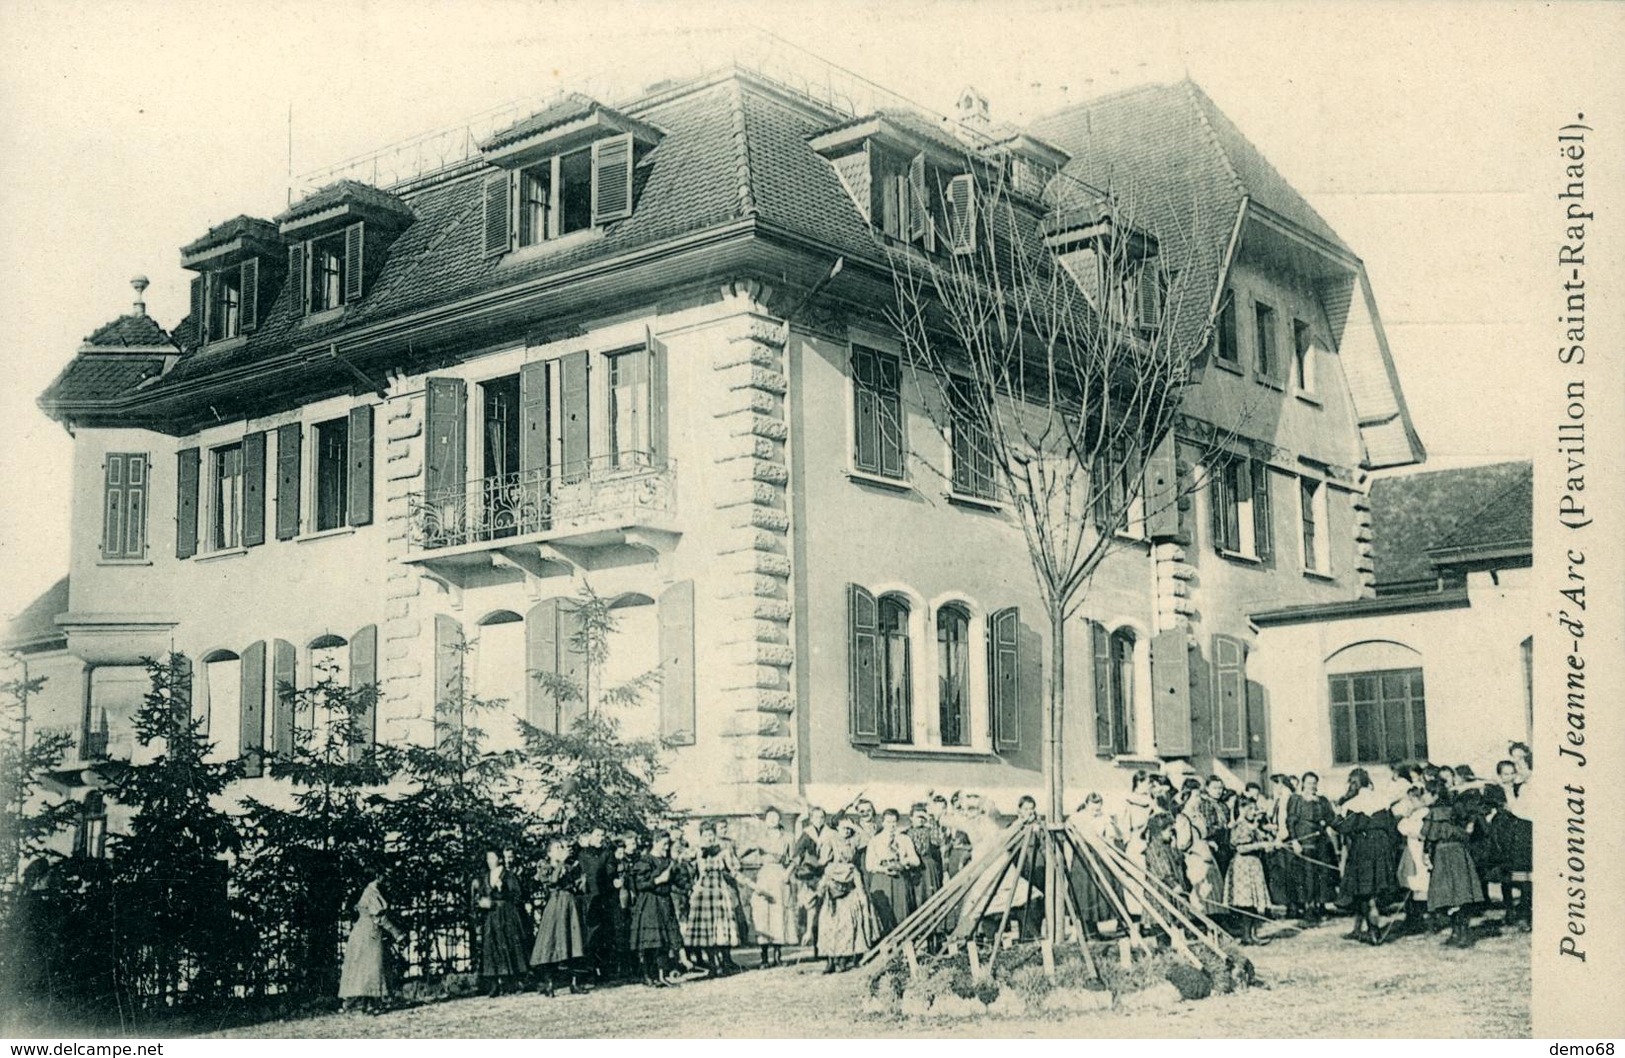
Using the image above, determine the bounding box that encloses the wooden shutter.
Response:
[240,640,266,777]
[270,639,296,758]
[525,599,560,733]
[348,404,374,527]
[425,376,468,500]
[1144,431,1179,540]
[1210,457,1232,552]
[1136,264,1162,329]
[1252,460,1273,563]
[288,242,308,316]
[880,166,901,238]
[847,584,880,746]
[1150,628,1193,757]
[123,454,147,557]
[906,153,928,242]
[1245,677,1269,769]
[558,351,589,482]
[189,276,206,341]
[240,258,260,333]
[275,423,302,540]
[591,133,634,225]
[988,607,1020,751]
[434,613,464,748]
[344,222,365,303]
[175,446,200,559]
[876,352,903,479]
[349,624,377,759]
[852,348,880,474]
[1089,619,1112,757]
[241,431,266,547]
[103,454,126,558]
[519,360,550,474]
[1212,634,1246,757]
[482,172,512,257]
[658,580,696,745]
[945,173,976,254]
[557,600,587,732]
[647,328,669,467]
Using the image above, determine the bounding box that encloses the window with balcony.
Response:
[85,665,146,762]
[211,443,245,550]
[1330,668,1428,765]
[102,452,148,560]
[607,347,650,468]
[852,344,904,480]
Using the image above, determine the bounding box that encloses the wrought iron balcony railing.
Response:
[405,454,676,552]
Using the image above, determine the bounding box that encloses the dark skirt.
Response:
[1504,815,1533,873]
[531,891,586,967]
[1287,840,1338,906]
[1428,841,1483,910]
[1264,848,1292,906]
[1067,860,1117,923]
[480,901,531,978]
[1340,829,1394,900]
[868,872,914,934]
[629,891,683,951]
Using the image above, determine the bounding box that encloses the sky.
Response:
[0,0,1616,622]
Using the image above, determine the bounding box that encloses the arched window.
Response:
[201,649,241,763]
[878,595,912,744]
[936,604,971,747]
[306,635,349,747]
[472,610,527,750]
[1108,628,1136,756]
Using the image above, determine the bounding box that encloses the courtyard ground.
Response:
[206,916,1530,1039]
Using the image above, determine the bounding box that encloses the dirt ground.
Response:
[203,916,1530,1039]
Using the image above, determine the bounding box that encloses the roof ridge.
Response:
[1179,79,1245,198]
[728,78,758,218]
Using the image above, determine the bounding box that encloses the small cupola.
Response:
[180,215,285,346]
[275,180,414,317]
[474,94,663,257]
[82,276,179,354]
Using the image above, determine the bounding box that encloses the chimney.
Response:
[956,86,991,131]
[130,275,149,317]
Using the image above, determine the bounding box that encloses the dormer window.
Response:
[309,230,349,312]
[181,215,283,348]
[276,180,413,317]
[478,96,659,258]
[210,269,241,341]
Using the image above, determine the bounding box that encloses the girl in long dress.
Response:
[1424,779,1484,948]
[1284,772,1338,924]
[1394,784,1434,934]
[628,832,684,987]
[1223,801,1274,945]
[815,825,877,972]
[472,849,530,996]
[1174,788,1224,918]
[744,807,795,967]
[531,838,589,995]
[339,876,403,1012]
[1333,769,1397,945]
[685,821,742,977]
[863,808,921,937]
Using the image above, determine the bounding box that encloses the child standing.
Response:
[1423,778,1483,948]
[531,838,589,996]
[628,832,684,987]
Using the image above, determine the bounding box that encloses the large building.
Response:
[17,66,1423,839]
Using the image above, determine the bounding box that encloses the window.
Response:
[85,665,147,762]
[873,149,938,251]
[74,791,108,859]
[559,148,593,235]
[481,375,521,483]
[1300,477,1330,574]
[607,347,650,468]
[1215,299,1239,365]
[309,232,347,312]
[1211,455,1272,560]
[208,268,242,342]
[314,418,350,532]
[484,133,637,257]
[1329,668,1427,765]
[948,380,995,500]
[518,165,551,247]
[1095,437,1146,538]
[211,443,245,550]
[936,604,971,748]
[1107,628,1136,756]
[1134,262,1165,332]
[102,453,148,559]
[202,650,241,765]
[852,345,904,479]
[1293,319,1316,396]
[1254,302,1278,380]
[878,595,912,744]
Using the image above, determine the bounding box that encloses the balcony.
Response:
[404,454,678,580]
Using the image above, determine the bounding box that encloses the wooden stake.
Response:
[903,939,920,980]
[967,940,983,980]
[986,828,1034,974]
[1040,937,1055,980]
[1118,936,1132,969]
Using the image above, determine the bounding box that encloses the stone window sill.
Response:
[297,525,357,545]
[846,468,912,493]
[97,557,152,567]
[1302,566,1335,582]
[946,491,1004,512]
[195,546,248,563]
[867,744,999,762]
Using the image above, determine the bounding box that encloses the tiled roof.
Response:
[5,576,67,652]
[276,179,415,226]
[180,214,281,258]
[479,93,602,150]
[45,353,168,403]
[84,313,175,349]
[1368,461,1531,587]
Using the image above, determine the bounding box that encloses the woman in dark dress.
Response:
[628,832,684,987]
[530,838,589,995]
[472,849,530,996]
[1423,778,1483,948]
[1333,769,1397,945]
[1284,772,1339,924]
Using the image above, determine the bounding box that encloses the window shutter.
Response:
[482,172,512,257]
[241,431,267,547]
[434,613,464,749]
[349,624,377,759]
[852,350,880,474]
[1245,676,1269,768]
[1145,431,1179,540]
[103,454,126,558]
[189,276,206,342]
[558,351,590,482]
[1089,619,1112,757]
[1136,263,1162,329]
[1212,635,1246,757]
[1252,460,1273,563]
[658,579,696,745]
[348,404,374,527]
[647,327,669,468]
[988,606,1020,751]
[557,599,587,732]
[906,154,928,242]
[124,454,147,557]
[275,423,302,540]
[270,638,296,759]
[945,173,976,254]
[1209,458,1231,552]
[525,599,560,733]
[876,353,904,479]
[240,258,260,333]
[240,640,266,777]
[343,223,365,303]
[591,133,634,225]
[1150,629,1194,757]
[847,584,880,746]
[288,241,309,316]
[880,169,901,239]
[425,376,468,503]
[175,446,200,559]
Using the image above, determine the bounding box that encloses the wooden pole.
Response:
[986,828,1035,973]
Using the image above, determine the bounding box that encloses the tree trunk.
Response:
[1044,605,1067,955]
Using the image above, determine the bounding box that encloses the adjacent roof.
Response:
[180,215,282,259]
[1368,461,1531,588]
[276,178,415,227]
[46,353,169,402]
[84,313,175,349]
[5,576,68,653]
